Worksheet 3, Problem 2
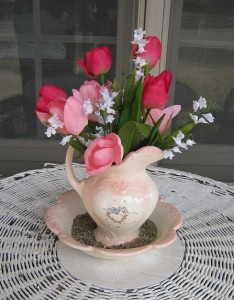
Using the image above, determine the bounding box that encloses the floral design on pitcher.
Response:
[105,206,136,224]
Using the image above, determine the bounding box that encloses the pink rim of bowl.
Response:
[45,190,182,259]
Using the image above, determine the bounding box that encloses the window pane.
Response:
[0,0,137,141]
[40,0,118,36]
[41,43,117,91]
[172,0,234,144]
[0,1,35,139]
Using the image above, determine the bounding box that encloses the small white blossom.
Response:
[198,96,207,109]
[97,115,104,124]
[173,131,185,146]
[193,101,200,112]
[95,126,104,137]
[193,96,207,112]
[186,139,196,146]
[189,114,208,124]
[78,136,92,147]
[203,113,214,123]
[164,150,174,160]
[83,99,93,115]
[98,88,116,120]
[48,114,64,129]
[136,39,148,53]
[101,87,110,98]
[99,88,115,110]
[173,146,182,153]
[181,143,188,150]
[131,28,148,54]
[132,28,146,41]
[107,107,116,115]
[111,92,119,99]
[133,56,147,68]
[106,114,115,124]
[199,117,208,124]
[45,126,56,138]
[60,135,72,146]
[189,114,198,123]
[135,68,144,81]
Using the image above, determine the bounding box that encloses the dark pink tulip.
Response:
[142,71,172,109]
[35,84,68,123]
[132,36,162,70]
[77,46,112,77]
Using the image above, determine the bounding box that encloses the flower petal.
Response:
[39,85,67,104]
[64,96,88,135]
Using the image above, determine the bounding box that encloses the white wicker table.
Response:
[0,164,233,300]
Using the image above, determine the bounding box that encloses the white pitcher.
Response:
[65,146,164,247]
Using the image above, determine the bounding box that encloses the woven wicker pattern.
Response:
[0,164,233,300]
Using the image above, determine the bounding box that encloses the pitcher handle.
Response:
[65,145,85,196]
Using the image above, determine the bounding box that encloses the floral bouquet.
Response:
[35,28,214,176]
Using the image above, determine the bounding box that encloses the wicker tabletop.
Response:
[0,164,233,300]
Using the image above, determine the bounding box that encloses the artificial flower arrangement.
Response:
[35,28,214,176]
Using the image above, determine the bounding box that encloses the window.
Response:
[159,0,234,182]
[1,0,233,182]
[0,0,139,176]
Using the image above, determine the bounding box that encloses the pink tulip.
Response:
[77,46,112,77]
[148,105,181,133]
[132,36,162,70]
[35,84,68,123]
[79,80,101,121]
[84,133,123,176]
[142,71,172,109]
[63,95,89,135]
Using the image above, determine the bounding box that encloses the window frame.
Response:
[1,0,233,182]
[157,0,234,182]
[0,0,140,176]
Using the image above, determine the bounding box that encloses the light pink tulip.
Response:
[63,96,88,135]
[79,80,101,121]
[84,133,124,176]
[148,105,181,133]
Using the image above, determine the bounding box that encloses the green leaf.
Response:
[69,138,87,153]
[129,82,143,122]
[123,70,142,106]
[118,121,151,156]
[123,69,137,104]
[87,120,98,133]
[148,114,165,145]
[112,78,122,109]
[117,76,142,130]
[117,105,132,130]
[164,121,195,144]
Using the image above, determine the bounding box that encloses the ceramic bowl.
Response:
[45,190,182,259]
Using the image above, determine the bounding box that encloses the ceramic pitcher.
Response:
[65,145,164,247]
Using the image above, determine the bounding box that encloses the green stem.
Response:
[69,138,87,152]
[99,74,105,85]
[99,111,108,134]
[164,121,195,144]
[79,131,92,141]
[142,108,151,123]
[144,65,151,76]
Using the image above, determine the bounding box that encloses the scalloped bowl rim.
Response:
[45,190,182,259]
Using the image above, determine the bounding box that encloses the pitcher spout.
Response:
[122,146,164,171]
